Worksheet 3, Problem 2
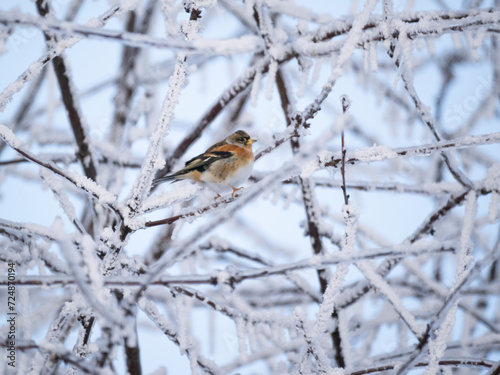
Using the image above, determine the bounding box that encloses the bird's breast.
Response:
[200,153,253,188]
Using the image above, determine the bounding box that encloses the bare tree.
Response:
[0,0,499,374]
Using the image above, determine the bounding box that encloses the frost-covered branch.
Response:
[0,124,118,211]
[36,0,98,182]
[0,3,125,111]
[0,11,262,54]
[1,1,499,373]
[1,241,455,288]
[396,249,500,374]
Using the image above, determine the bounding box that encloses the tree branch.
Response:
[36,0,98,181]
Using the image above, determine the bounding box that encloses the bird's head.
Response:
[226,130,257,148]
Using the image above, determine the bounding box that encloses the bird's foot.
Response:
[213,193,222,200]
[231,186,243,197]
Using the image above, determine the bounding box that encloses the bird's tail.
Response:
[152,174,179,187]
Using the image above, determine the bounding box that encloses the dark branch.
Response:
[36,0,98,182]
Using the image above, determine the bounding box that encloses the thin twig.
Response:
[0,243,456,288]
[0,125,120,219]
[340,95,351,206]
[275,66,345,368]
[350,358,494,375]
[145,194,236,227]
[395,249,500,374]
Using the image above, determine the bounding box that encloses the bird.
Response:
[153,130,257,199]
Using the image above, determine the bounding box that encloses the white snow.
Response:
[1,2,499,375]
[424,302,458,375]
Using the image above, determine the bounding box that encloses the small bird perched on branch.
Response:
[153,130,257,199]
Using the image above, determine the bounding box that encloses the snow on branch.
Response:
[1,1,499,374]
[0,11,263,55]
[0,124,117,206]
[0,3,125,111]
[127,53,188,212]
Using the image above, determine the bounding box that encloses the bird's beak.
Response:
[248,138,257,145]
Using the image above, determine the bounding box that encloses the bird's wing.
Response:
[181,150,234,173]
